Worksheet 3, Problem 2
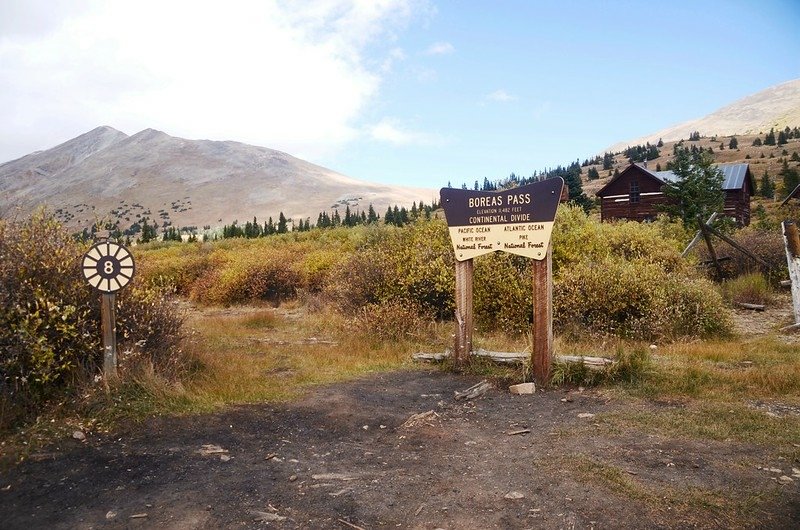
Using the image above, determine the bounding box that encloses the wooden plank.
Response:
[454,259,474,370]
[531,244,553,385]
[682,212,718,257]
[736,302,765,311]
[101,293,118,378]
[413,350,613,369]
[697,216,723,279]
[782,221,800,325]
[703,223,770,268]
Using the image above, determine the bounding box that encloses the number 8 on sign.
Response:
[82,241,135,293]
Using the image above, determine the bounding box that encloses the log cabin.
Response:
[595,162,753,226]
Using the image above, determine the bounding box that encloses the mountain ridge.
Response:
[0,127,437,233]
[607,78,800,153]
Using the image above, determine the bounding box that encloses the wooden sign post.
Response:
[441,178,564,383]
[81,240,136,378]
[454,259,473,369]
[531,244,553,383]
[782,221,800,328]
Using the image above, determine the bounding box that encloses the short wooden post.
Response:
[782,221,800,325]
[682,212,718,257]
[454,259,474,370]
[531,244,553,385]
[697,215,723,279]
[101,293,118,378]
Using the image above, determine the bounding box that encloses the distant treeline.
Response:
[95,199,442,244]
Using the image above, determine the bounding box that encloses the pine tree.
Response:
[602,152,614,170]
[277,212,288,233]
[139,218,157,243]
[660,150,723,228]
[752,137,762,146]
[765,128,776,146]
[728,136,738,149]
[367,204,378,223]
[780,159,800,194]
[759,170,774,199]
[778,130,788,145]
[344,205,352,227]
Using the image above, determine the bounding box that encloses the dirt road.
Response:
[1,370,798,529]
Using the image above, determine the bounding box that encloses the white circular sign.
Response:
[82,241,135,293]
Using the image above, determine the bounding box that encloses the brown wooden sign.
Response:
[440,178,564,261]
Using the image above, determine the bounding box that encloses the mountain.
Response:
[0,127,436,232]
[607,79,800,153]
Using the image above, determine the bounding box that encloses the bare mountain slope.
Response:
[608,79,800,152]
[0,127,436,231]
[0,126,128,199]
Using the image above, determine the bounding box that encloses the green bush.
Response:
[325,221,455,319]
[551,205,689,273]
[0,212,185,430]
[349,299,434,342]
[133,210,732,343]
[555,259,731,341]
[473,253,532,334]
[188,248,303,306]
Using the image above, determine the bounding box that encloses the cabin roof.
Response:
[653,163,751,191]
[596,163,752,196]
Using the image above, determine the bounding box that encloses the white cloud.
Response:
[424,41,454,55]
[486,89,518,102]
[381,47,407,73]
[368,117,443,146]
[0,0,428,162]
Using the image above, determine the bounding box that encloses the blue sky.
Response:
[1,0,799,189]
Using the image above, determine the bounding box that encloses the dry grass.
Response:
[174,305,427,410]
[642,338,800,400]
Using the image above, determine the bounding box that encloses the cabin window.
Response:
[630,180,640,203]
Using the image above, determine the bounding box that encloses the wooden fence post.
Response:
[697,215,723,279]
[782,221,800,326]
[454,259,474,370]
[101,293,118,378]
[531,244,553,385]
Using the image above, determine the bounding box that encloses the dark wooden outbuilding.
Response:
[595,163,753,226]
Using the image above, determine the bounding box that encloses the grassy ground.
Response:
[4,300,800,476]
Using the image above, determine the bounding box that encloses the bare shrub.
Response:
[721,272,773,306]
[350,300,434,342]
[693,226,786,284]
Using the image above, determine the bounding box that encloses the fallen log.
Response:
[412,350,614,369]
[736,302,765,311]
